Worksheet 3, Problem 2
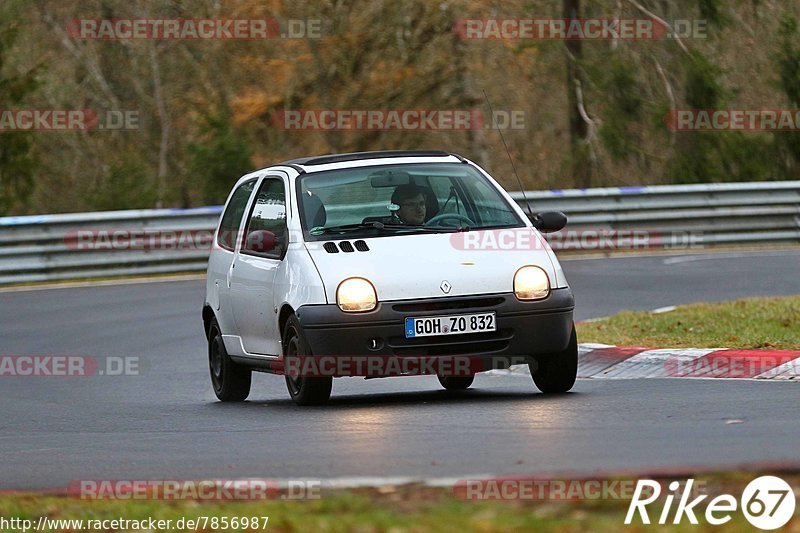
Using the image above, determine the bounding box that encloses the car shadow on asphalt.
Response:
[206,387,582,410]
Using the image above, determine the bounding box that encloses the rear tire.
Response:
[208,318,252,402]
[437,375,475,390]
[529,324,578,394]
[283,315,332,406]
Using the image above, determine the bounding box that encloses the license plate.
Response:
[405,312,496,338]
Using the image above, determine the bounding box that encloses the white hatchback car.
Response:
[203,150,576,405]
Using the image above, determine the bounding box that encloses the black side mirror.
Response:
[532,211,568,233]
[245,229,277,253]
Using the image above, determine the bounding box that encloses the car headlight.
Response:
[337,277,377,312]
[514,266,550,300]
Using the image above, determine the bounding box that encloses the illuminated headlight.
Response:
[336,277,377,312]
[514,266,550,300]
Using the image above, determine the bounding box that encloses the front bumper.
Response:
[294,289,574,373]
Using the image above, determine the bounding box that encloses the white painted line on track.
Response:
[651,305,677,314]
[662,249,800,265]
[0,274,205,293]
[558,246,800,262]
[756,359,800,380]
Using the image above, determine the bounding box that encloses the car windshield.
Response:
[297,162,524,241]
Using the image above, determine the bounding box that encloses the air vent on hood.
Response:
[322,240,369,253]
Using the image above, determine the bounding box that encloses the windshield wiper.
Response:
[310,222,429,235]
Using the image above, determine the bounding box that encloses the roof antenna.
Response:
[482,89,533,219]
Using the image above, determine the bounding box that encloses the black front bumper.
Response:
[295,289,574,367]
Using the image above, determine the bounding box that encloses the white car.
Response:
[203,150,576,405]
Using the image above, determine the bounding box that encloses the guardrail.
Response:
[0,207,222,285]
[510,180,800,249]
[0,181,798,285]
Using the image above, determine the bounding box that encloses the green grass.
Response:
[577,295,800,349]
[0,491,632,532]
[3,471,793,532]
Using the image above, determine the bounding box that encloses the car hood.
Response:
[304,228,562,303]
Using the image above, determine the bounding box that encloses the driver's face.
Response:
[397,193,426,225]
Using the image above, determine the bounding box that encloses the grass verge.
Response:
[2,470,798,532]
[576,295,800,350]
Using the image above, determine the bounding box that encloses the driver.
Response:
[389,184,427,225]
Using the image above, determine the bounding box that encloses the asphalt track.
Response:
[1,249,799,490]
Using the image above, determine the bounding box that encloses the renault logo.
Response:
[440,280,452,294]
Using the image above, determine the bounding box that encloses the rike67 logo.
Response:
[625,476,796,529]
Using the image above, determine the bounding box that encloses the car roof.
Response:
[231,150,472,189]
[275,150,468,173]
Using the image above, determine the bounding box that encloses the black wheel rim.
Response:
[285,330,302,396]
[209,332,223,391]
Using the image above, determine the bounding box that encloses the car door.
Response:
[228,174,289,356]
[208,178,257,337]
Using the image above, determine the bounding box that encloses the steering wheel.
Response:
[424,212,475,227]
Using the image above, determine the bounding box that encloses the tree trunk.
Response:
[563,0,592,187]
[149,43,169,208]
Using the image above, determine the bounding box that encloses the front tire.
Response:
[283,315,332,406]
[437,375,475,390]
[208,318,252,402]
[529,324,578,394]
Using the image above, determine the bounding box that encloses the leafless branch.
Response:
[653,57,676,146]
[149,43,170,208]
[574,78,598,163]
[627,0,690,55]
[38,7,120,108]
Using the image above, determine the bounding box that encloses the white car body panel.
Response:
[205,154,571,359]
[305,229,558,303]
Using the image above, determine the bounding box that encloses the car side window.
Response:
[243,178,287,259]
[217,180,256,251]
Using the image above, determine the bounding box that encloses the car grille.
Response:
[391,296,506,313]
